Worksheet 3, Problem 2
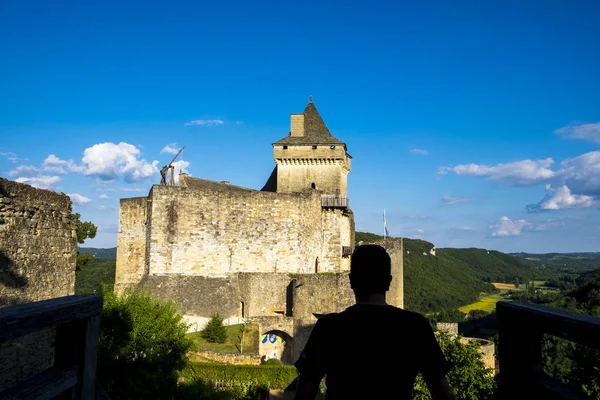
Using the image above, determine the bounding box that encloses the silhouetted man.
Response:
[294,244,456,400]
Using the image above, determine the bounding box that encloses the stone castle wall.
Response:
[274,145,350,196]
[0,178,77,305]
[115,196,148,294]
[146,185,324,276]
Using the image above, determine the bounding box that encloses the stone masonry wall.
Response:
[292,273,354,361]
[147,185,324,276]
[0,178,77,305]
[320,209,354,272]
[115,196,148,294]
[0,178,77,389]
[274,145,350,195]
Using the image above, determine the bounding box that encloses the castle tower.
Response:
[272,97,351,195]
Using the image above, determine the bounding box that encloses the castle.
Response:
[115,98,404,363]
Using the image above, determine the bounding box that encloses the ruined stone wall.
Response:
[0,178,76,389]
[369,238,404,309]
[0,178,77,305]
[193,350,262,365]
[115,196,148,294]
[147,185,324,276]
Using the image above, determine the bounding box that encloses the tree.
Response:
[97,288,192,400]
[73,212,97,271]
[413,331,496,400]
[202,313,227,344]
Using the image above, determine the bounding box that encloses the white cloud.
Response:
[410,148,429,155]
[454,226,476,231]
[491,216,532,237]
[161,143,180,155]
[164,160,191,185]
[43,154,81,174]
[439,158,555,186]
[0,151,19,163]
[442,195,475,205]
[79,142,158,182]
[555,122,600,143]
[15,175,61,190]
[556,151,600,196]
[67,193,92,206]
[7,165,40,178]
[528,185,594,211]
[184,119,224,127]
[98,193,110,199]
[120,187,146,192]
[235,120,243,125]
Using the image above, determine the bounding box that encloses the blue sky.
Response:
[1,1,599,252]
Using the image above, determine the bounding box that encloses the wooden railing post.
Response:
[497,302,542,399]
[55,315,101,399]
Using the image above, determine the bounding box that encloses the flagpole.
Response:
[383,209,386,238]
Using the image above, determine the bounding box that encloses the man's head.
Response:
[349,244,392,296]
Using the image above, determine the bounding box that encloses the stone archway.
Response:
[259,330,294,364]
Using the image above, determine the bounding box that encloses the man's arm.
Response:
[425,376,456,400]
[293,374,321,400]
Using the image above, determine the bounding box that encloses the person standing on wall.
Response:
[293,244,456,400]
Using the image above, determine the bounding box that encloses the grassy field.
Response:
[458,293,506,313]
[186,323,259,355]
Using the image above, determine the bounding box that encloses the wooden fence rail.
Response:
[497,301,600,400]
[0,295,103,400]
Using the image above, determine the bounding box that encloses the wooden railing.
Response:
[0,295,103,400]
[497,301,600,400]
[321,195,349,208]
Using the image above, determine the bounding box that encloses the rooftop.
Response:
[273,98,346,147]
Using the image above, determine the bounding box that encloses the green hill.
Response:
[510,252,600,270]
[356,232,546,314]
[78,247,117,259]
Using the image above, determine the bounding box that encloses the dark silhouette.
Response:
[294,244,456,399]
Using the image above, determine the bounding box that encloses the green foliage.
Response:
[180,362,298,391]
[97,289,192,400]
[511,252,600,271]
[432,308,466,323]
[74,257,116,295]
[72,213,98,271]
[73,212,97,244]
[412,331,496,400]
[468,309,489,320]
[202,313,227,344]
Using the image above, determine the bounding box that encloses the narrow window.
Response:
[311,183,316,189]
[312,145,317,149]
[241,302,245,318]
[330,145,335,149]
[283,145,288,150]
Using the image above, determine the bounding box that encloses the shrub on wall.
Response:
[97,288,192,399]
[203,313,228,343]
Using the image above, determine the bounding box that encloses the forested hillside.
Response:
[511,252,600,270]
[355,232,545,314]
[78,247,117,259]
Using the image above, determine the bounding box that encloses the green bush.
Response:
[97,288,192,400]
[203,313,228,344]
[263,358,284,366]
[412,331,496,400]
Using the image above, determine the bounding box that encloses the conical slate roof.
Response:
[273,99,346,146]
